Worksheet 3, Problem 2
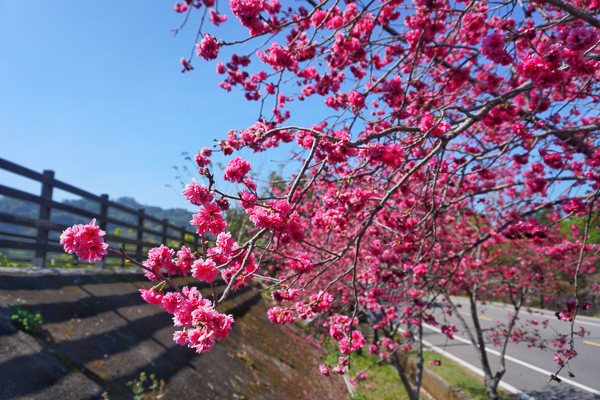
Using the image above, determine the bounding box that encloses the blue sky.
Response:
[0,1,314,211]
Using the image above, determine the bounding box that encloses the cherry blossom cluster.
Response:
[60,219,108,263]
[503,218,550,240]
[142,244,198,281]
[141,286,233,353]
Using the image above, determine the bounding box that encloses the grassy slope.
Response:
[323,340,516,400]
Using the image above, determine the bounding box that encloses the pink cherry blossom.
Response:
[145,245,177,275]
[182,178,213,206]
[65,2,600,393]
[140,287,164,305]
[565,27,599,52]
[319,364,331,376]
[481,33,513,65]
[339,330,366,355]
[209,9,228,26]
[287,252,313,273]
[60,219,108,263]
[192,257,219,282]
[190,202,227,235]
[196,33,219,61]
[194,151,211,168]
[176,246,195,275]
[223,156,251,183]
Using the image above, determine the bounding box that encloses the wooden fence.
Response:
[0,157,199,267]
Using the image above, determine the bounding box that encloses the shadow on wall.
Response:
[0,271,346,400]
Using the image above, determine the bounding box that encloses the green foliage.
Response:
[230,380,245,399]
[10,305,43,334]
[123,243,137,252]
[166,238,180,248]
[48,253,77,268]
[126,372,165,400]
[0,252,32,268]
[534,208,600,244]
[236,350,255,368]
[558,214,600,244]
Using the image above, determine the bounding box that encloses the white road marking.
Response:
[397,326,536,400]
[423,323,600,396]
[451,298,600,328]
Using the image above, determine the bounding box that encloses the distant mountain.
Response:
[111,197,194,228]
[0,195,194,234]
[0,195,38,219]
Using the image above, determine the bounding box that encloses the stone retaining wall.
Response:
[0,268,345,400]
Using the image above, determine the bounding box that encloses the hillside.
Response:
[0,195,194,230]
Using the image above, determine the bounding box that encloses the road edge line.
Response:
[422,323,600,397]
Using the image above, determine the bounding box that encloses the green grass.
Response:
[0,252,32,268]
[10,307,43,334]
[313,331,516,400]
[296,325,407,400]
[311,335,415,400]
[344,350,413,400]
[290,301,521,400]
[289,305,515,400]
[407,349,515,400]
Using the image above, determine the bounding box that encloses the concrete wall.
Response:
[397,352,473,400]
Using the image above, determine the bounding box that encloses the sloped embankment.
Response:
[0,268,345,400]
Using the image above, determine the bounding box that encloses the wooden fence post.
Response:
[181,226,187,248]
[99,194,109,231]
[136,209,145,262]
[97,194,109,268]
[34,170,54,267]
[161,218,168,246]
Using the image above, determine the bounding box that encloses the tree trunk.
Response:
[390,351,419,400]
[413,322,424,400]
[383,326,419,400]
[468,292,501,400]
[484,377,500,400]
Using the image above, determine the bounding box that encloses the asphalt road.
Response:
[417,297,600,400]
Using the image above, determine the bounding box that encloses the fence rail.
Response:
[0,158,198,267]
